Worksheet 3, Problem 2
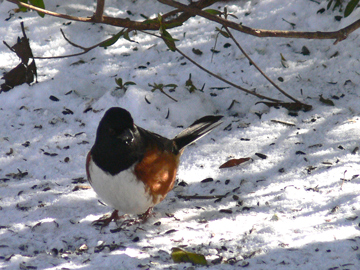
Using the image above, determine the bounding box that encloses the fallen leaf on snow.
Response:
[219,157,251,169]
[171,247,207,265]
[72,185,91,191]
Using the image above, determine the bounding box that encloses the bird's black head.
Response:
[91,107,143,175]
[96,107,135,145]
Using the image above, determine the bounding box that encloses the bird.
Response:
[86,107,223,227]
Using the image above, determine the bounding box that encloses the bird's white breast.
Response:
[88,159,154,214]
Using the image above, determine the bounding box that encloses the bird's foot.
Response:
[92,210,125,228]
[116,207,154,227]
[93,208,155,232]
[138,207,154,222]
[109,208,155,232]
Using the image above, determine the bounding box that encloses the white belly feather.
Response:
[88,159,154,214]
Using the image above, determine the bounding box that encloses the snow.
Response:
[1,0,360,269]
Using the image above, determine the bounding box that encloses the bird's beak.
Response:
[118,129,134,144]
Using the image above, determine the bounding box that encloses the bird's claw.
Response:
[92,210,124,228]
[92,208,154,231]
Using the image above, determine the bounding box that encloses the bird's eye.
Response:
[124,137,134,145]
[118,129,134,145]
[108,128,116,136]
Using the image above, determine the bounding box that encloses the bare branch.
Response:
[158,0,360,44]
[7,0,93,23]
[6,0,217,30]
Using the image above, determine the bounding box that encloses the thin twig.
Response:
[3,41,13,52]
[60,29,95,51]
[270,119,296,127]
[33,29,122,59]
[160,89,178,102]
[175,47,281,102]
[224,26,303,104]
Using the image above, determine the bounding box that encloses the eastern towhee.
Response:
[86,107,223,227]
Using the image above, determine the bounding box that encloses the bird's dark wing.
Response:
[173,115,223,150]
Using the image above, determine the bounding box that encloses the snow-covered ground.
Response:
[1,0,360,269]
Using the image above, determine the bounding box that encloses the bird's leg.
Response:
[138,207,154,223]
[120,207,154,227]
[93,208,155,230]
[92,210,125,227]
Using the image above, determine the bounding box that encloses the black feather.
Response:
[173,115,223,150]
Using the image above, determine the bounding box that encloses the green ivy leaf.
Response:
[142,19,156,25]
[29,0,45,17]
[280,53,289,68]
[18,0,28,12]
[228,13,239,19]
[100,30,124,48]
[327,0,333,10]
[165,84,178,88]
[123,30,137,43]
[161,29,178,52]
[204,9,222,15]
[216,27,230,38]
[157,13,163,26]
[124,81,136,86]
[163,21,183,29]
[185,73,198,93]
[345,0,360,17]
[115,77,136,91]
[115,78,123,87]
[186,74,193,86]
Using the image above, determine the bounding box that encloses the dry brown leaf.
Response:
[219,157,251,169]
[72,185,91,191]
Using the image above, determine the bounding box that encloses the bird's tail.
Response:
[173,115,223,150]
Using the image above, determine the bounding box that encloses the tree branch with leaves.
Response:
[5,0,360,110]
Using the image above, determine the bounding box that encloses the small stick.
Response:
[271,120,296,127]
[340,170,347,190]
[177,194,228,200]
